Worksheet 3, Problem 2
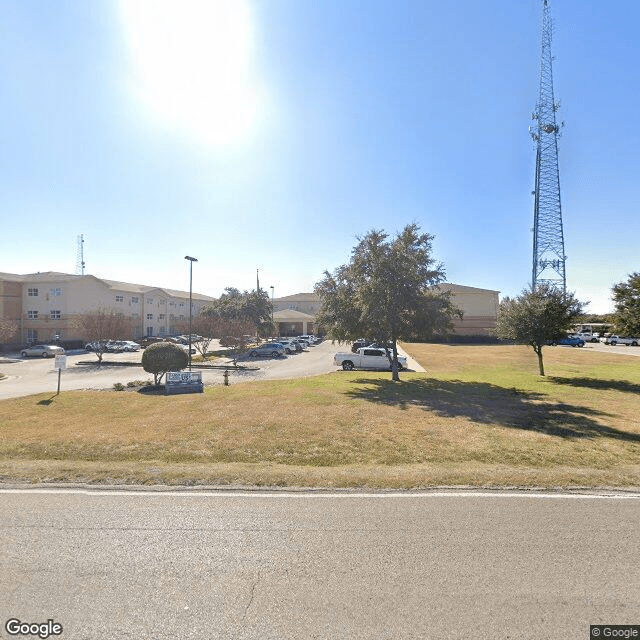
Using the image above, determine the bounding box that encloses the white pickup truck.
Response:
[602,335,639,346]
[334,347,408,371]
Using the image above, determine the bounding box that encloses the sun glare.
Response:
[119,0,259,145]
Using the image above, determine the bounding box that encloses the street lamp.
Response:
[270,286,275,337]
[185,256,198,370]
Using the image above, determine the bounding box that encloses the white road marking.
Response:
[1,488,639,499]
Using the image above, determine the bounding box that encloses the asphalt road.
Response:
[1,488,639,640]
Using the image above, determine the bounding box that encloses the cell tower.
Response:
[530,0,566,291]
[76,234,86,275]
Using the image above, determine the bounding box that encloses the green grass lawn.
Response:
[1,344,639,488]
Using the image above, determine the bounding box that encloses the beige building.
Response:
[0,271,215,345]
[272,284,499,337]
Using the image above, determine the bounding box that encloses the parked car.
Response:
[334,347,407,371]
[288,339,305,352]
[550,335,585,347]
[248,343,286,358]
[602,335,639,346]
[138,336,163,347]
[577,332,600,343]
[21,344,65,358]
[351,339,371,353]
[119,341,141,352]
[84,341,104,352]
[274,338,297,354]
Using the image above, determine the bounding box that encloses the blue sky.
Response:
[2,0,638,313]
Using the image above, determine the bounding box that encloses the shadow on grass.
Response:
[345,377,639,442]
[37,395,57,405]
[549,376,640,395]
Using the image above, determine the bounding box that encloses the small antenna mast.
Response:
[76,235,86,275]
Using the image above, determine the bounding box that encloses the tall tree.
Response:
[493,284,586,376]
[611,272,640,337]
[201,288,273,339]
[315,223,461,381]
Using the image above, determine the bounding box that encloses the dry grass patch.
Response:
[1,344,640,487]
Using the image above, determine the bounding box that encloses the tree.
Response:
[73,308,134,364]
[314,223,461,381]
[141,342,189,385]
[611,272,640,337]
[493,284,586,376]
[0,318,18,345]
[201,288,273,340]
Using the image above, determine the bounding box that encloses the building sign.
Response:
[54,355,67,370]
[165,370,203,395]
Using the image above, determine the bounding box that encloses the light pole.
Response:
[270,285,275,337]
[185,256,198,370]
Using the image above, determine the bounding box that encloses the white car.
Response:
[602,335,639,346]
[275,339,298,354]
[577,332,599,343]
[21,344,65,358]
[120,341,141,352]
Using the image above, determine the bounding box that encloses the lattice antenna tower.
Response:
[76,234,86,275]
[529,0,566,291]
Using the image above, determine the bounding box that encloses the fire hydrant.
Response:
[223,369,229,386]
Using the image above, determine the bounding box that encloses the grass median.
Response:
[1,344,639,488]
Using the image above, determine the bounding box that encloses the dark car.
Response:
[351,339,371,353]
[138,336,163,348]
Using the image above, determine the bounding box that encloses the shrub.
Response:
[141,343,189,385]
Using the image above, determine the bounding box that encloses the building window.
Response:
[179,315,184,320]
[27,288,38,297]
[159,326,166,335]
[160,299,166,305]
[159,314,165,320]
[50,310,61,320]
[146,313,153,320]
[50,288,61,296]
[146,298,153,304]
[131,296,139,304]
[115,295,124,303]
[146,326,154,336]
[27,310,38,319]
[27,329,38,341]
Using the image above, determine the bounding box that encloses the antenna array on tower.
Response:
[76,235,86,275]
[530,0,566,291]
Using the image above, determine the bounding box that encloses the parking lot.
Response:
[0,339,349,400]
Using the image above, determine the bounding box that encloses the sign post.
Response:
[54,355,67,395]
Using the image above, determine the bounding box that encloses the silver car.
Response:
[21,344,65,358]
[248,343,286,358]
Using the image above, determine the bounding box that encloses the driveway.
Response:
[0,341,419,399]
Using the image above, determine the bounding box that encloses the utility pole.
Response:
[530,0,566,292]
[185,256,198,370]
